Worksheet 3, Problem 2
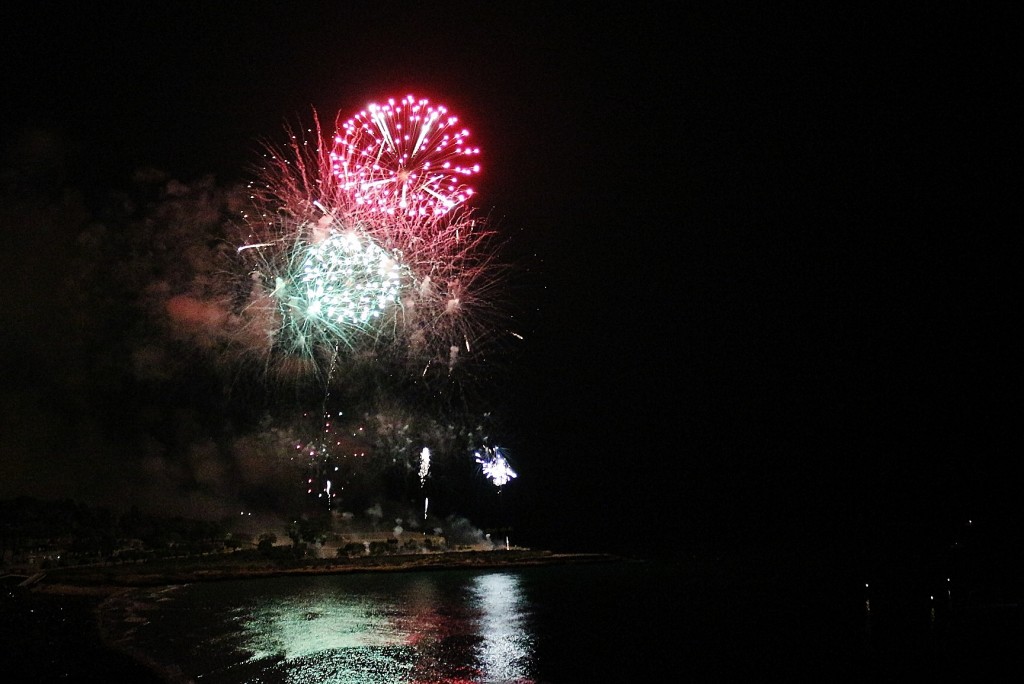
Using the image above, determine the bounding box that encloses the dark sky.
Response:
[1,4,1018,562]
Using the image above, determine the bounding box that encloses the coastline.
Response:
[29,548,627,594]
[5,549,627,683]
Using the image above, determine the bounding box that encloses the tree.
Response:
[257,533,277,553]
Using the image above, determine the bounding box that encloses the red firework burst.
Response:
[330,94,481,222]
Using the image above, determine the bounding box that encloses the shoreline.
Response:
[23,548,629,595]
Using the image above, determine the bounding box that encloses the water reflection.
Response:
[240,588,400,659]
[221,571,536,683]
[471,573,534,683]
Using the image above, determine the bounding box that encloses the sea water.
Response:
[96,558,1018,683]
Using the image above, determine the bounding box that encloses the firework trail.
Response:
[418,447,431,487]
[419,447,431,518]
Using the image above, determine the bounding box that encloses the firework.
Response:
[221,95,521,527]
[475,446,517,488]
[331,94,480,222]
[261,227,401,335]
[230,98,510,386]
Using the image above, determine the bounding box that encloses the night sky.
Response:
[1,4,1017,565]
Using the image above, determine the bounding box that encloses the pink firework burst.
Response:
[330,94,481,222]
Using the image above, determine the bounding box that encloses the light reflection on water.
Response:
[239,585,399,660]
[471,573,534,683]
[89,559,1024,681]
[104,570,539,684]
